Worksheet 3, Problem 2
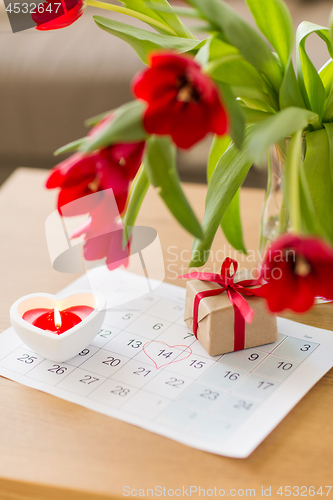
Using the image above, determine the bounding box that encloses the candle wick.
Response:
[54,307,62,329]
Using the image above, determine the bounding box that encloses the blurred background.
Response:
[0,0,332,187]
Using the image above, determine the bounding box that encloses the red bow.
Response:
[180,258,267,351]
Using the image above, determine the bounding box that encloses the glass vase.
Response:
[259,140,289,258]
[259,140,332,304]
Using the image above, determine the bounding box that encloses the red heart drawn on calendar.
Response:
[142,341,192,369]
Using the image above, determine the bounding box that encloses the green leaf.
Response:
[93,16,203,64]
[245,0,294,69]
[146,4,200,18]
[303,128,333,244]
[221,189,247,253]
[218,83,245,149]
[189,126,255,266]
[207,36,239,62]
[187,0,283,92]
[54,138,85,156]
[84,111,112,127]
[298,161,326,237]
[239,99,276,115]
[323,85,333,121]
[298,22,333,57]
[330,8,333,46]
[144,136,203,239]
[207,135,246,252]
[147,0,195,38]
[122,165,150,248]
[319,59,333,95]
[231,86,277,111]
[240,107,273,124]
[120,0,195,38]
[296,22,331,119]
[206,54,272,93]
[80,101,147,153]
[207,134,231,181]
[248,107,318,164]
[323,123,333,183]
[279,59,306,109]
[195,37,212,66]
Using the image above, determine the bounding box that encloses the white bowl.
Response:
[10,291,106,362]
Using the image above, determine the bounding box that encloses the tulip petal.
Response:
[261,233,333,312]
[133,51,229,149]
[33,0,85,30]
[58,186,101,216]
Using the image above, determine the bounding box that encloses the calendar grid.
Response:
[5,309,321,420]
[1,269,332,458]
[159,335,289,434]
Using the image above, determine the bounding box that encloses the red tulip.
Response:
[132,52,229,149]
[46,118,145,216]
[46,150,128,216]
[260,234,333,313]
[32,0,86,30]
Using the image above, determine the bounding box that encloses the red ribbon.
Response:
[179,258,267,352]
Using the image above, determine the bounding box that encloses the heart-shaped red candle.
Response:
[10,291,106,362]
[23,305,94,334]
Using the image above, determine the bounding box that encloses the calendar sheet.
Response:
[1,269,333,458]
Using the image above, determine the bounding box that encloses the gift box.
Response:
[182,259,278,357]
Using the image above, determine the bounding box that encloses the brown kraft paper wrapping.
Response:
[184,280,278,357]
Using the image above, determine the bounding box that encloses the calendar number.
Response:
[110,386,130,397]
[165,377,184,388]
[257,381,274,390]
[153,323,163,330]
[200,389,219,400]
[127,339,142,349]
[79,375,99,384]
[224,371,240,381]
[79,349,90,356]
[183,332,194,340]
[133,367,151,377]
[122,313,133,320]
[234,400,253,411]
[48,364,67,375]
[248,353,259,361]
[102,357,121,366]
[158,349,173,359]
[17,354,37,364]
[189,359,205,369]
[277,362,293,371]
[300,344,311,352]
[98,329,112,338]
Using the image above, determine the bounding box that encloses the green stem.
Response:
[278,182,289,234]
[276,139,290,234]
[286,131,302,233]
[259,148,272,254]
[86,0,178,36]
[122,164,150,248]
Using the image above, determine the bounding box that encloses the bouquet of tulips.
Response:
[38,0,333,313]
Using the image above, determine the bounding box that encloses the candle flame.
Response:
[54,307,62,328]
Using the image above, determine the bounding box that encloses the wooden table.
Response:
[0,168,332,500]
